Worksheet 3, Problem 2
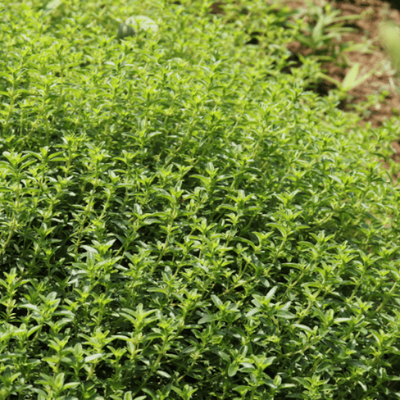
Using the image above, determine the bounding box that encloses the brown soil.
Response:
[284,0,400,126]
[210,0,400,174]
[282,0,400,173]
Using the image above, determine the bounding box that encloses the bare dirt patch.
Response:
[283,0,400,178]
[284,0,400,127]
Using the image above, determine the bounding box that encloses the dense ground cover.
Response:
[2,0,400,399]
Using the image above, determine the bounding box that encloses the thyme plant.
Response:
[1,0,400,399]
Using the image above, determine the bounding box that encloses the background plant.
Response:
[379,20,400,93]
[1,0,400,399]
[294,0,374,67]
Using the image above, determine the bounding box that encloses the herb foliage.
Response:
[1,0,400,399]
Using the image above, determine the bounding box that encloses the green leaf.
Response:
[275,310,296,319]
[156,370,171,378]
[228,364,239,377]
[292,324,314,334]
[198,314,218,324]
[124,16,159,34]
[342,63,360,91]
[84,354,103,362]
